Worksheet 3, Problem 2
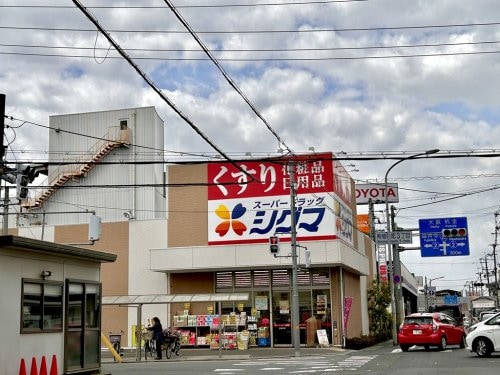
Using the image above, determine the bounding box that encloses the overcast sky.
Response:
[1,0,500,293]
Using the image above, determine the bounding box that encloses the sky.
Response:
[1,0,500,294]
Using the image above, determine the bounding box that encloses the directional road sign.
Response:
[419,217,470,257]
[376,230,413,245]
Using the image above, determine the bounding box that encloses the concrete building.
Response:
[11,107,376,350]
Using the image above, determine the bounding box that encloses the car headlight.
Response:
[468,325,477,334]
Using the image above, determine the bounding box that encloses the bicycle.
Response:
[142,329,155,361]
[163,330,181,359]
[109,330,124,361]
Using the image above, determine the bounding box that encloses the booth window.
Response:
[21,279,63,332]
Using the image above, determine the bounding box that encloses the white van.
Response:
[466,311,500,357]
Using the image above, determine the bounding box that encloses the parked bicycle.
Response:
[142,328,155,361]
[163,329,181,359]
[109,330,124,361]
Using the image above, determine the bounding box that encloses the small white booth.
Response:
[0,235,116,375]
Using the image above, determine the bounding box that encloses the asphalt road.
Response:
[101,341,500,375]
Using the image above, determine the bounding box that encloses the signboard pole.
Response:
[391,206,404,329]
[384,194,397,346]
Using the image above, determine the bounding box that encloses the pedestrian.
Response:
[147,317,164,360]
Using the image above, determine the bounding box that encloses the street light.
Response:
[426,276,445,310]
[385,149,439,345]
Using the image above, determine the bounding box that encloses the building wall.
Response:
[168,164,207,247]
[343,270,362,338]
[21,107,165,226]
[169,273,215,322]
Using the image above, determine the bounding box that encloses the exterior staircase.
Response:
[22,126,131,209]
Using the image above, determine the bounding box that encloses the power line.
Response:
[32,2,260,183]
[2,21,500,35]
[5,49,500,61]
[162,0,291,154]
[0,1,371,9]
[3,39,500,53]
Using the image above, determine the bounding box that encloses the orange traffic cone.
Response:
[49,355,58,375]
[39,356,47,375]
[30,357,38,375]
[19,358,27,375]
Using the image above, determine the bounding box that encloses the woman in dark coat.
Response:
[147,317,164,359]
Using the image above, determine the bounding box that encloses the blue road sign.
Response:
[419,217,470,257]
[444,295,458,305]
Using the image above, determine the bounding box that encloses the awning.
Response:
[102,293,249,305]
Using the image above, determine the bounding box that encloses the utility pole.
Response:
[480,257,491,286]
[2,186,8,235]
[391,205,403,327]
[288,161,300,357]
[492,209,499,308]
[1,94,7,233]
[0,94,5,166]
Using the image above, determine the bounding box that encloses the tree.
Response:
[367,279,392,340]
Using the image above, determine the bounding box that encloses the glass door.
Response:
[272,291,291,346]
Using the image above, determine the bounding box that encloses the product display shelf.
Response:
[173,313,249,348]
[246,316,258,347]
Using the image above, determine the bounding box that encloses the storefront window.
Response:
[21,280,63,332]
[253,270,270,287]
[215,272,233,290]
[272,269,290,286]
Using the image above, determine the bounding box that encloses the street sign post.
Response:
[376,230,413,245]
[419,217,470,257]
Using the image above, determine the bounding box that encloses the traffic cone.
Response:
[30,357,38,375]
[49,355,58,375]
[19,358,27,375]
[39,356,47,375]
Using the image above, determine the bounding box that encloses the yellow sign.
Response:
[207,305,213,314]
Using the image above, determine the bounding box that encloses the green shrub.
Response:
[345,334,384,350]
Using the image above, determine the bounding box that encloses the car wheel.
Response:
[400,345,410,352]
[475,338,492,357]
[438,336,447,351]
[459,335,466,349]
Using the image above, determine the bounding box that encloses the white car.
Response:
[466,311,500,357]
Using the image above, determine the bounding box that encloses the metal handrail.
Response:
[22,127,131,208]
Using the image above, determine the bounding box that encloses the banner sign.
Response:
[343,296,353,337]
[377,246,388,281]
[207,153,354,245]
[355,183,399,205]
[357,214,370,234]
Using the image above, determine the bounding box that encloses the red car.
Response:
[397,312,466,352]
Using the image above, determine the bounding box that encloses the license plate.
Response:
[413,330,422,335]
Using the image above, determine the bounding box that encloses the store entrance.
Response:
[272,291,291,346]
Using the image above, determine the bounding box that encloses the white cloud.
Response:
[1,0,499,291]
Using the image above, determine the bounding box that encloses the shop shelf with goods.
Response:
[209,312,247,350]
[246,315,258,347]
[172,314,214,347]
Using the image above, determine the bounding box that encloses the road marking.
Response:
[217,355,377,373]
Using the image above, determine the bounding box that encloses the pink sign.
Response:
[343,296,353,335]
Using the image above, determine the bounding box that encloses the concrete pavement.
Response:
[102,345,348,363]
